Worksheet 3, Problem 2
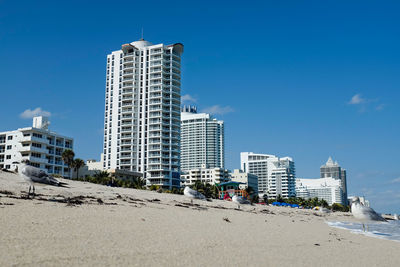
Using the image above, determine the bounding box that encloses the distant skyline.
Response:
[1,0,399,213]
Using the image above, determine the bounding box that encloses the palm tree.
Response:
[61,149,75,178]
[94,171,111,185]
[132,177,145,189]
[72,158,85,179]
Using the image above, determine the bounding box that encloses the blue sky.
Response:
[1,0,399,213]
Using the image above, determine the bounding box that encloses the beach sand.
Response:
[1,170,399,266]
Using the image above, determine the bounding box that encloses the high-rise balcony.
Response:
[149,99,162,105]
[120,154,132,159]
[149,133,161,138]
[123,77,134,82]
[122,83,133,89]
[122,108,133,113]
[150,80,162,85]
[149,139,160,144]
[122,96,133,101]
[148,144,161,150]
[150,61,161,66]
[149,106,162,111]
[121,121,133,127]
[122,89,133,94]
[121,127,132,132]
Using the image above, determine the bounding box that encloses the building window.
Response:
[6,155,11,159]
[7,136,12,140]
[6,145,11,150]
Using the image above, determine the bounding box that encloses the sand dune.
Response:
[0,170,399,266]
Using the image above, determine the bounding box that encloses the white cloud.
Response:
[201,105,234,115]
[348,93,384,113]
[390,177,400,183]
[375,104,385,111]
[181,94,197,103]
[20,107,51,119]
[348,94,366,105]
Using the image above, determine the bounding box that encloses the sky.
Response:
[0,0,399,213]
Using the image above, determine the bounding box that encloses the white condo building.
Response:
[296,177,344,205]
[240,152,296,199]
[0,116,73,177]
[103,39,183,188]
[181,165,230,186]
[268,157,296,199]
[181,106,224,171]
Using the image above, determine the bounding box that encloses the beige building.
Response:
[181,165,230,186]
[73,157,142,182]
[230,169,258,195]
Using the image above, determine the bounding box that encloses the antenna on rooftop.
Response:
[141,27,144,40]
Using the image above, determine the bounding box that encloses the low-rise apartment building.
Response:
[0,116,73,177]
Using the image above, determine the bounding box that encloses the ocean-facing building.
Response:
[181,165,230,186]
[268,157,296,199]
[296,177,344,205]
[180,106,224,171]
[103,39,183,189]
[320,157,348,204]
[0,116,73,177]
[240,152,296,198]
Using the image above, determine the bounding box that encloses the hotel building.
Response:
[296,177,344,205]
[181,165,230,186]
[181,106,224,171]
[240,152,296,198]
[268,157,296,199]
[320,157,348,204]
[103,39,183,188]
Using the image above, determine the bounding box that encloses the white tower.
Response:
[103,39,183,188]
[180,107,224,171]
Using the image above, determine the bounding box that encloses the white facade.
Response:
[320,157,348,204]
[181,106,224,171]
[72,157,104,178]
[268,157,296,199]
[240,152,295,198]
[0,116,73,177]
[103,39,183,188]
[181,165,230,186]
[296,177,344,205]
[230,169,258,194]
[87,158,103,171]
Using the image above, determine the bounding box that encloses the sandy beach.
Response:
[0,170,399,267]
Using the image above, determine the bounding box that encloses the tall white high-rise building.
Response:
[180,106,224,171]
[241,152,275,195]
[268,157,296,199]
[240,152,296,198]
[103,39,183,188]
[320,157,348,204]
